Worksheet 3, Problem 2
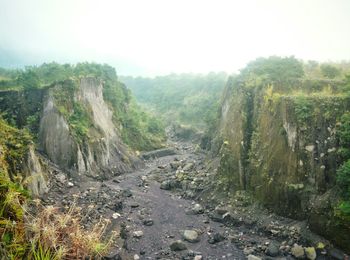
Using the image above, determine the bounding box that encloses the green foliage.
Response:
[294,96,312,125]
[336,112,350,217]
[338,112,350,159]
[17,69,41,89]
[68,102,92,141]
[31,241,58,260]
[121,72,227,132]
[320,64,341,79]
[239,56,304,91]
[337,160,350,198]
[0,172,29,259]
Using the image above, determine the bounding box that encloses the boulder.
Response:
[170,240,187,251]
[247,255,262,260]
[142,148,176,160]
[305,247,316,260]
[291,244,305,259]
[183,230,200,243]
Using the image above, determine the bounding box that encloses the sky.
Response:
[1,0,350,76]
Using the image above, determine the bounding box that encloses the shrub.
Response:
[0,173,117,259]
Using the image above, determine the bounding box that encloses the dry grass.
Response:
[25,199,118,259]
[1,173,118,259]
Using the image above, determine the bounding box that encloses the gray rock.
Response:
[160,180,181,190]
[291,244,305,259]
[142,148,176,160]
[143,219,154,226]
[133,231,144,238]
[160,180,172,190]
[130,202,139,208]
[183,230,200,243]
[192,204,204,214]
[122,189,132,197]
[170,240,187,251]
[247,255,262,260]
[183,162,195,172]
[304,247,316,260]
[208,232,225,244]
[266,242,280,257]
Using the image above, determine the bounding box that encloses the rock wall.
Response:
[0,77,140,196]
[39,77,139,179]
[215,79,350,251]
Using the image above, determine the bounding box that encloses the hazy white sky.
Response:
[1,0,350,75]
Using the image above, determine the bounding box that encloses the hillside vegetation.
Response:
[120,72,228,139]
[213,56,350,251]
[0,63,165,151]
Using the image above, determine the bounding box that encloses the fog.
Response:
[1,0,350,76]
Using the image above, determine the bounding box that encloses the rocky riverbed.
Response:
[41,137,349,260]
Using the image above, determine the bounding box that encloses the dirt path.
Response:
[106,149,247,259]
[46,138,348,259]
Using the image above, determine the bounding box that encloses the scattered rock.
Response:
[247,255,262,260]
[67,181,74,187]
[112,212,121,219]
[142,219,154,226]
[244,247,255,255]
[183,162,195,172]
[113,201,123,211]
[122,189,132,197]
[208,232,225,244]
[183,230,200,243]
[130,202,139,208]
[142,148,176,160]
[194,255,203,260]
[192,204,204,214]
[102,252,122,260]
[170,240,187,251]
[305,247,316,260]
[133,254,140,260]
[266,242,280,257]
[291,244,305,259]
[160,180,172,190]
[133,231,144,238]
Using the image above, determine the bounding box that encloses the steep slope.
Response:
[39,77,138,179]
[213,57,350,251]
[0,62,165,193]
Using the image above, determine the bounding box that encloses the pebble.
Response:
[183,230,200,243]
[192,203,204,214]
[170,240,187,251]
[208,232,225,244]
[133,254,140,260]
[143,219,154,226]
[266,242,279,257]
[305,247,316,260]
[133,231,144,238]
[247,255,262,260]
[112,212,121,219]
[291,244,305,259]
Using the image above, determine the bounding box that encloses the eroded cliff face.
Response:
[215,79,350,251]
[0,76,140,196]
[39,77,139,179]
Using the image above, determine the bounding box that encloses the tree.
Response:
[320,64,341,79]
[17,69,41,89]
[240,56,304,85]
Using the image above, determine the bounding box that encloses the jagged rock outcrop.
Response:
[39,77,139,179]
[214,78,350,251]
[22,145,49,196]
[0,76,141,196]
